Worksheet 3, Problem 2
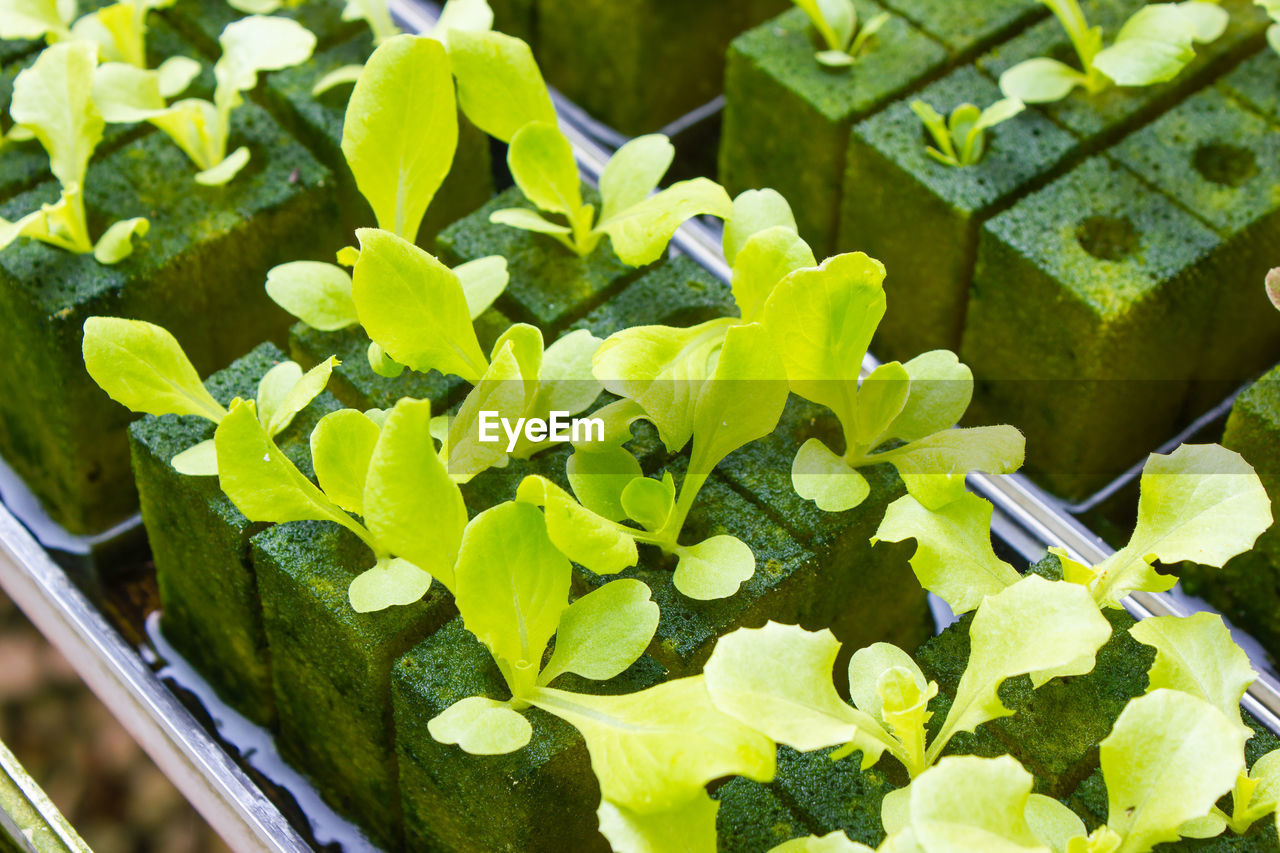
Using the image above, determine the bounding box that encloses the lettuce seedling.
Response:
[81,316,336,474]
[704,574,1111,779]
[1261,0,1280,53]
[91,15,315,184]
[1266,266,1280,310]
[999,0,1229,104]
[791,0,889,67]
[876,443,1272,615]
[0,41,147,263]
[910,97,1025,168]
[427,500,775,852]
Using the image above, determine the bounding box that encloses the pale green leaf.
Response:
[905,755,1047,853]
[254,361,303,430]
[1101,690,1247,853]
[214,14,315,96]
[507,120,582,220]
[673,535,756,600]
[730,226,815,324]
[445,344,525,481]
[620,476,674,531]
[875,492,1020,615]
[310,409,380,515]
[886,350,973,443]
[263,356,335,437]
[447,29,556,143]
[597,793,719,853]
[489,207,573,236]
[428,696,532,755]
[429,0,493,46]
[311,63,363,96]
[194,146,250,185]
[1093,37,1193,87]
[453,255,508,320]
[367,341,404,378]
[878,425,1026,510]
[342,35,456,241]
[265,261,358,331]
[0,0,72,40]
[516,475,639,574]
[599,133,674,222]
[539,579,659,684]
[171,438,218,476]
[595,177,733,266]
[81,317,225,421]
[93,216,148,263]
[791,438,870,513]
[12,39,103,188]
[723,188,798,265]
[155,55,201,98]
[567,446,643,522]
[853,361,909,447]
[816,50,857,67]
[771,832,873,852]
[348,555,433,613]
[998,57,1085,103]
[524,328,603,426]
[351,227,488,382]
[1024,794,1086,853]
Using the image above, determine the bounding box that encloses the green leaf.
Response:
[597,793,720,853]
[367,341,404,378]
[523,328,603,428]
[194,145,250,185]
[311,63,363,95]
[445,343,526,481]
[363,398,467,590]
[790,438,870,513]
[448,30,556,143]
[454,255,508,320]
[341,34,456,241]
[599,134,674,222]
[539,579,659,685]
[517,475,639,575]
[930,576,1111,763]
[310,409,381,515]
[455,501,570,688]
[886,350,973,443]
[489,207,574,237]
[998,57,1086,103]
[878,425,1026,510]
[1101,690,1247,853]
[214,14,315,97]
[348,555,433,613]
[730,226,816,324]
[1093,36,1193,87]
[171,438,218,476]
[261,356,336,438]
[1129,612,1256,741]
[93,216,149,264]
[673,535,756,600]
[772,833,873,852]
[875,492,1020,615]
[568,446,643,522]
[1091,444,1272,608]
[82,317,226,421]
[351,227,488,382]
[529,676,776,811]
[12,39,103,188]
[704,622,893,764]
[429,0,493,46]
[847,643,936,756]
[428,696,532,755]
[254,361,303,428]
[595,177,734,266]
[265,261,358,331]
[0,0,72,40]
[507,120,583,220]
[852,361,909,448]
[901,755,1046,853]
[723,188,798,266]
[1024,794,1086,853]
[792,0,851,51]
[620,476,675,531]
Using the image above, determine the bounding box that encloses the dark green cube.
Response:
[0,101,338,533]
[1221,48,1280,124]
[714,397,933,658]
[437,186,643,333]
[880,0,1044,58]
[536,0,787,136]
[253,519,456,849]
[713,776,810,852]
[769,745,900,845]
[718,3,948,254]
[261,32,495,247]
[1109,87,1280,405]
[570,255,737,339]
[461,443,575,516]
[841,65,1077,359]
[162,0,360,57]
[129,343,336,726]
[959,156,1221,500]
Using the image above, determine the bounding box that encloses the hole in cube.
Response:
[1192,143,1257,188]
[1075,215,1140,262]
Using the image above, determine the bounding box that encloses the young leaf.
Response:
[876,425,1025,510]
[504,120,583,223]
[620,476,675,531]
[722,188,799,266]
[597,794,720,853]
[13,39,102,189]
[897,755,1046,853]
[0,0,73,41]
[772,833,873,852]
[265,262,358,331]
[428,696,532,755]
[567,446,644,522]
[594,177,733,266]
[791,438,870,512]
[260,357,337,438]
[516,475,639,575]
[342,34,458,241]
[538,579,659,685]
[672,535,756,600]
[887,350,973,442]
[310,409,381,515]
[454,255,508,319]
[999,57,1088,103]
[598,134,674,222]
[171,439,218,476]
[82,317,226,421]
[730,226,815,325]
[447,30,556,143]
[349,555,433,613]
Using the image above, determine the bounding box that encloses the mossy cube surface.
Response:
[253,520,456,848]
[977,0,1267,145]
[719,4,948,254]
[392,618,666,853]
[129,343,335,726]
[0,102,337,533]
[841,65,1077,359]
[769,746,900,845]
[570,255,737,339]
[713,776,809,852]
[163,0,359,57]
[1109,87,1280,397]
[880,0,1043,58]
[960,157,1221,500]
[714,397,932,657]
[537,0,787,136]
[261,32,494,247]
[437,186,641,333]
[460,444,574,516]
[1221,49,1280,123]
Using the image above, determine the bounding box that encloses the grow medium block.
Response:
[0,101,338,533]
[287,307,510,412]
[392,617,666,852]
[769,746,901,846]
[261,31,495,247]
[163,0,360,58]
[977,0,1267,147]
[461,443,575,516]
[719,4,947,255]
[253,520,456,848]
[437,186,642,333]
[960,156,1221,501]
[879,0,1043,58]
[536,0,787,136]
[570,255,737,339]
[713,775,809,852]
[488,0,536,46]
[1220,49,1280,124]
[130,343,336,726]
[714,397,933,657]
[840,65,1077,359]
[1110,88,1280,405]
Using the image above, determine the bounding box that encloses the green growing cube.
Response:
[960,157,1221,500]
[570,255,737,339]
[437,186,643,333]
[841,65,1077,359]
[162,0,360,57]
[260,32,495,247]
[537,0,787,136]
[714,397,933,658]
[713,776,809,852]
[879,0,1044,58]
[719,4,948,254]
[129,343,336,726]
[1109,87,1280,405]
[1221,49,1280,124]
[769,745,901,845]
[253,520,456,849]
[392,617,666,852]
[0,102,338,533]
[489,0,537,46]
[977,0,1267,146]
[461,443,575,516]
